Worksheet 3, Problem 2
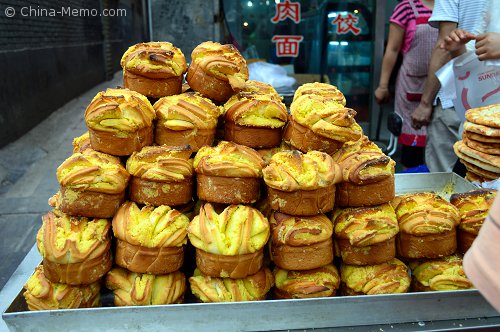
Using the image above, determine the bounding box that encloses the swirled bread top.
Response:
[191,41,249,90]
[270,212,333,246]
[290,94,362,142]
[112,201,189,248]
[85,88,156,136]
[331,136,395,184]
[263,150,341,191]
[410,255,473,291]
[24,265,100,310]
[37,210,111,264]
[224,80,287,128]
[121,42,187,78]
[105,267,185,305]
[332,203,399,246]
[450,189,497,234]
[154,92,221,131]
[188,203,270,255]
[341,258,410,294]
[126,145,193,182]
[189,267,273,302]
[293,82,346,106]
[194,141,264,177]
[57,150,129,193]
[393,192,460,235]
[274,264,340,297]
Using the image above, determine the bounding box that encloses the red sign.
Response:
[272,35,303,57]
[332,13,361,35]
[271,0,301,24]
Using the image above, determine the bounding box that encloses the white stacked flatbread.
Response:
[454,104,500,183]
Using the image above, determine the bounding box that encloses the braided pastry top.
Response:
[194,141,264,178]
[270,212,333,246]
[57,150,129,193]
[341,258,410,294]
[154,92,221,131]
[393,192,460,235]
[24,265,100,310]
[293,82,346,106]
[331,136,395,185]
[105,267,185,305]
[189,267,273,302]
[121,42,187,78]
[263,150,342,191]
[332,203,399,246]
[450,189,497,234]
[36,211,111,264]
[188,203,270,255]
[112,201,189,248]
[410,255,473,291]
[274,264,340,298]
[126,145,193,182]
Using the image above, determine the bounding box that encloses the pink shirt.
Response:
[390,0,433,54]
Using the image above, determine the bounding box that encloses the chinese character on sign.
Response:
[332,13,361,35]
[272,35,303,57]
[271,0,301,24]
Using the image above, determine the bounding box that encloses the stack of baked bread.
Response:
[23,39,491,310]
[454,104,500,183]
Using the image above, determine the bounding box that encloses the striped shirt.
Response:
[390,0,433,54]
[429,0,488,108]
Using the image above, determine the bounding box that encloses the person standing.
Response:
[410,0,487,173]
[375,0,437,169]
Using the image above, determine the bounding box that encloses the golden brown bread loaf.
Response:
[332,203,399,265]
[263,150,342,215]
[186,41,249,102]
[121,42,187,98]
[84,88,156,156]
[112,201,189,274]
[189,267,274,302]
[332,136,396,207]
[23,265,100,310]
[393,192,460,259]
[450,189,497,254]
[273,264,340,299]
[105,267,186,305]
[270,212,334,270]
[154,92,222,151]
[283,93,362,154]
[409,255,473,292]
[224,80,288,148]
[188,203,270,278]
[293,82,346,105]
[36,211,112,285]
[126,145,194,206]
[340,258,410,295]
[194,141,265,204]
[54,150,129,218]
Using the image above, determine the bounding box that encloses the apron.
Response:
[394,0,438,147]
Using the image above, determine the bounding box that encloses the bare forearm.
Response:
[378,49,399,88]
[420,46,451,106]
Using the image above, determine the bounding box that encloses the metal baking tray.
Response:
[3,172,499,331]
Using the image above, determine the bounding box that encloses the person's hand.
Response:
[411,103,433,129]
[442,28,475,52]
[374,86,390,104]
[475,32,500,60]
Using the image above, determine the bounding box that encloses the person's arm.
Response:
[475,32,500,60]
[374,23,405,104]
[411,21,457,130]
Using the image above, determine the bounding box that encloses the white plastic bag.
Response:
[437,51,500,122]
[248,62,296,89]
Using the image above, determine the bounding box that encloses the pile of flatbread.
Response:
[454,104,500,183]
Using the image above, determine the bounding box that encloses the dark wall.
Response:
[0,0,147,147]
